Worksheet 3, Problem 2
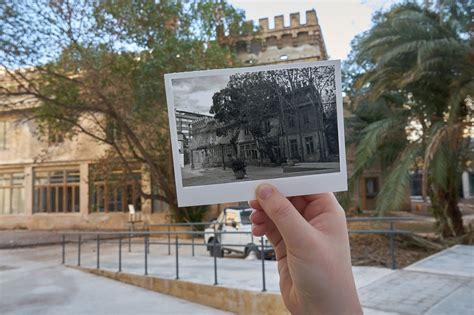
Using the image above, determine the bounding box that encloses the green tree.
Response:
[345,1,473,236]
[0,0,253,219]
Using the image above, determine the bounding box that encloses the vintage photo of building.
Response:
[170,62,341,188]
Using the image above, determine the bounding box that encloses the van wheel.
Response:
[208,239,223,257]
[244,246,250,258]
[244,245,258,258]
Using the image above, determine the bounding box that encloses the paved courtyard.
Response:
[1,235,472,314]
[182,163,339,186]
[361,245,474,315]
[70,240,473,315]
[0,245,231,315]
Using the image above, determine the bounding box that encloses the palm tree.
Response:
[346,1,473,236]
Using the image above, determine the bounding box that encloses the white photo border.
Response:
[165,60,347,207]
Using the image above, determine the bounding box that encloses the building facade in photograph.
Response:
[175,110,211,167]
[188,83,331,170]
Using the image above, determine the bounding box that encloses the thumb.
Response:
[256,184,313,247]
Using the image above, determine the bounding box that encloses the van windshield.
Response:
[240,210,252,225]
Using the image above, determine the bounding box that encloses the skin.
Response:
[249,184,362,315]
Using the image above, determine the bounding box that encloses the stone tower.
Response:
[236,9,328,65]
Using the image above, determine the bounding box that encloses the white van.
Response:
[204,206,274,259]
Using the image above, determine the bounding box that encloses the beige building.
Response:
[0,92,165,229]
[0,9,356,230]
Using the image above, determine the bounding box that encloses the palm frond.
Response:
[351,117,399,179]
[375,144,421,214]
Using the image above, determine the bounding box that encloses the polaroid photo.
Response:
[164,60,346,207]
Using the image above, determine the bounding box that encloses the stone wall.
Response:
[236,10,328,65]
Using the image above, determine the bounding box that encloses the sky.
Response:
[228,0,401,60]
[173,75,230,114]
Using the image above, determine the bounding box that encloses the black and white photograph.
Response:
[165,60,346,206]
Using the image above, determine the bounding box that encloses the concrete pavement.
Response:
[61,239,473,314]
[1,234,472,314]
[361,245,474,314]
[182,164,339,186]
[0,246,232,315]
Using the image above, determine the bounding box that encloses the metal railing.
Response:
[347,216,417,269]
[60,217,416,292]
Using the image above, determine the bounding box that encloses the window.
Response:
[303,112,310,124]
[288,116,295,128]
[264,120,271,132]
[251,144,258,159]
[152,185,169,213]
[469,172,474,197]
[305,136,315,154]
[225,211,239,225]
[0,121,8,150]
[244,127,250,135]
[240,210,251,224]
[106,119,121,143]
[48,130,64,146]
[365,177,379,198]
[0,173,25,214]
[290,139,298,158]
[89,166,141,213]
[33,169,80,213]
[410,171,422,196]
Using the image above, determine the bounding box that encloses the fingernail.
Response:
[258,185,273,200]
[247,200,252,207]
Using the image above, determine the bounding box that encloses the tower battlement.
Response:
[235,9,328,66]
[257,10,319,31]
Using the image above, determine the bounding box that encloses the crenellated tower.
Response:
[235,10,328,65]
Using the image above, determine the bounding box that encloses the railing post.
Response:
[77,234,81,267]
[62,234,65,264]
[192,234,195,257]
[261,236,267,292]
[175,235,179,280]
[390,222,397,270]
[118,236,122,272]
[213,228,218,285]
[144,234,148,276]
[168,226,171,255]
[128,225,132,253]
[147,232,150,254]
[96,234,100,269]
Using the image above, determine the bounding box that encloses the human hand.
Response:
[249,184,361,315]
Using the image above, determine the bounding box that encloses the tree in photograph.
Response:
[211,66,336,163]
[345,1,473,236]
[0,0,253,220]
[211,71,281,163]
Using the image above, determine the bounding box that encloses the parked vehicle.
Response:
[204,206,274,259]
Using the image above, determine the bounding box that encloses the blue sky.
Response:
[229,0,401,60]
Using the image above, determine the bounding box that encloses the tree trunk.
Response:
[443,198,464,237]
[432,188,464,237]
